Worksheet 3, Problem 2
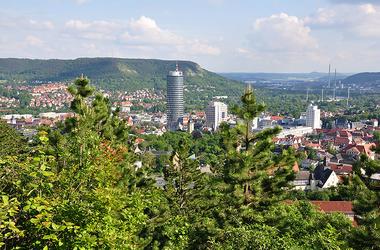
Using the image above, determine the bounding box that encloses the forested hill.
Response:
[343,72,380,86]
[0,58,243,95]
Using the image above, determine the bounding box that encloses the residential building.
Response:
[293,171,311,190]
[310,201,355,221]
[277,126,313,138]
[205,101,228,130]
[306,104,321,129]
[188,120,194,133]
[313,165,339,189]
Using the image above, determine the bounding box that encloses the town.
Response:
[2,68,380,200]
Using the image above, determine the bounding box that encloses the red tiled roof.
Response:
[328,163,353,174]
[334,137,350,146]
[271,116,283,121]
[135,138,145,144]
[293,161,300,173]
[343,143,375,157]
[310,201,353,214]
[315,128,324,134]
[339,130,352,138]
[304,142,321,149]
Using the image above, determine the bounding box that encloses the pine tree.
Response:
[216,86,296,208]
[0,121,28,157]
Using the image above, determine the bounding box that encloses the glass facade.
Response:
[167,67,184,131]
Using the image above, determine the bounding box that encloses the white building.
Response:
[188,120,194,133]
[277,126,313,138]
[205,101,228,130]
[306,104,321,129]
[251,117,258,130]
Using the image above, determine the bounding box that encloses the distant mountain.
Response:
[343,72,380,87]
[220,72,350,82]
[0,58,243,97]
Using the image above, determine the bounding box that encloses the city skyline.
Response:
[1,0,380,73]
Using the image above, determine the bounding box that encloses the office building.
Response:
[205,101,228,130]
[306,104,321,129]
[167,63,184,131]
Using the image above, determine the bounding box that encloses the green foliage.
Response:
[0,58,244,96]
[0,80,372,249]
[216,87,295,207]
[211,202,352,250]
[0,121,28,157]
[0,77,158,248]
[344,72,380,86]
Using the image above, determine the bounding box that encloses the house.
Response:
[310,201,355,222]
[285,200,356,224]
[327,163,353,176]
[292,170,311,190]
[120,101,132,113]
[134,146,142,154]
[316,151,334,162]
[133,161,143,170]
[301,159,319,170]
[343,143,375,160]
[346,146,361,159]
[312,165,339,189]
[370,173,380,182]
[304,141,321,150]
[333,136,351,147]
[331,153,343,163]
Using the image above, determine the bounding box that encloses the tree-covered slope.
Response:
[0,58,243,96]
[343,72,380,87]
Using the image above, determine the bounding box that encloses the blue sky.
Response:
[1,0,380,72]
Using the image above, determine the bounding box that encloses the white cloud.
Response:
[29,20,55,30]
[73,0,90,5]
[178,40,220,56]
[252,13,318,52]
[329,0,380,5]
[123,16,184,46]
[236,48,249,54]
[237,13,327,72]
[62,16,220,56]
[207,0,224,6]
[121,16,220,56]
[0,16,55,30]
[65,20,121,32]
[304,4,380,38]
[25,35,44,47]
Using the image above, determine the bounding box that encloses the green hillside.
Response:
[343,72,380,87]
[0,58,244,98]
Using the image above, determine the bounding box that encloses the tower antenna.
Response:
[246,82,252,93]
[306,88,309,102]
[321,88,324,102]
[347,87,350,106]
[333,68,337,100]
[328,64,331,88]
[175,61,179,71]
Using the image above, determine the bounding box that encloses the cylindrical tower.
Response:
[167,64,184,131]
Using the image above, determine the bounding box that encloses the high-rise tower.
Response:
[306,104,321,129]
[167,63,184,131]
[205,101,228,131]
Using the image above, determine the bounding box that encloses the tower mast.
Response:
[321,88,324,102]
[333,68,337,100]
[328,64,331,88]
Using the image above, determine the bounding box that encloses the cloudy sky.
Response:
[1,0,380,72]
